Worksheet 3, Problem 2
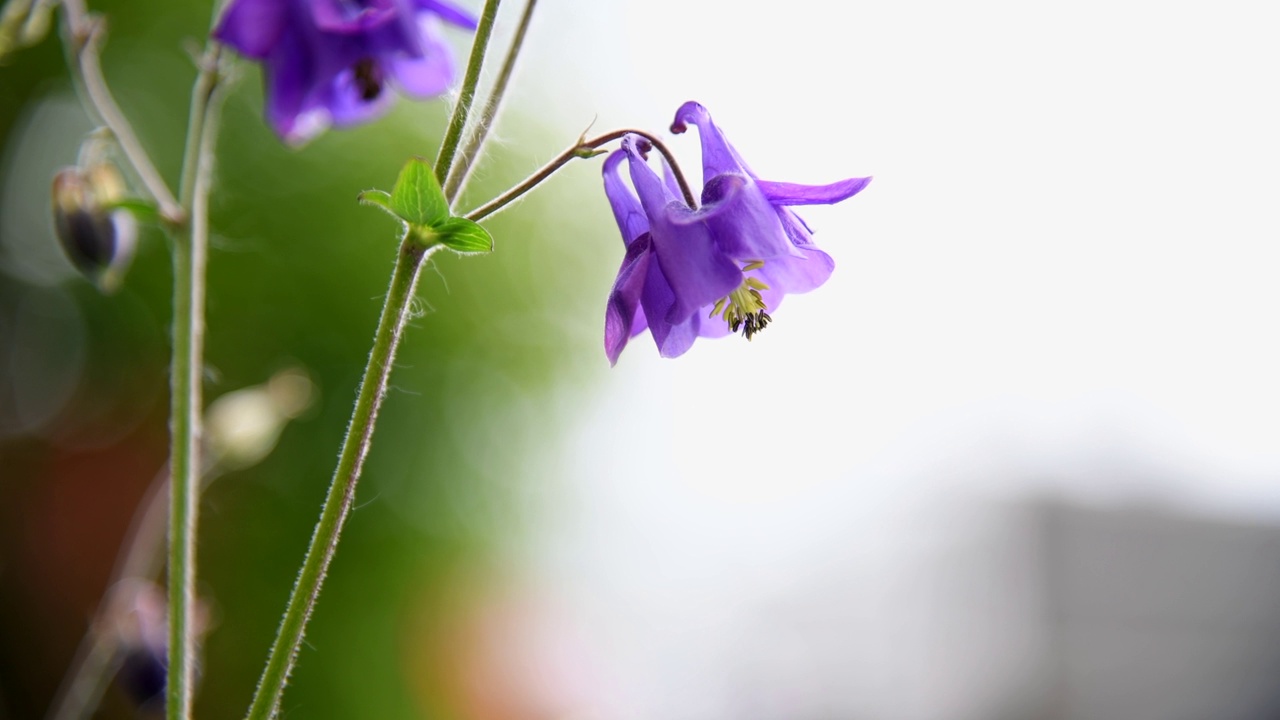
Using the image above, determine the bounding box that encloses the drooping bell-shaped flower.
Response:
[602,136,741,364]
[214,0,477,144]
[602,104,871,363]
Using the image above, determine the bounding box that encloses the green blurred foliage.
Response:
[0,1,614,717]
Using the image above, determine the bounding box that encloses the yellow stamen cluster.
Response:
[709,261,773,340]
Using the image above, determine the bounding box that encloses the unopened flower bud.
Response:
[52,163,137,293]
[104,581,168,709]
[98,580,211,710]
[0,0,53,61]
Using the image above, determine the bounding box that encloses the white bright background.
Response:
[463,2,1280,719]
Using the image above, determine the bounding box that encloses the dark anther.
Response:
[738,311,773,341]
[353,58,384,101]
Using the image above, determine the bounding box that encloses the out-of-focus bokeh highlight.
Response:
[1,0,608,716]
[5,0,1280,719]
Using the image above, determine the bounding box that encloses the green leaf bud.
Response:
[428,216,493,255]
[389,156,448,227]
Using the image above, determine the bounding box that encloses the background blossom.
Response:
[215,0,476,144]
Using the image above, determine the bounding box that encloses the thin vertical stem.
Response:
[179,45,223,208]
[166,207,199,720]
[432,0,501,184]
[167,42,224,720]
[243,241,429,720]
[443,0,537,203]
[245,5,511,714]
[51,0,230,716]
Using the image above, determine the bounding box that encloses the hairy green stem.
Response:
[245,6,510,714]
[50,0,231,717]
[443,0,537,203]
[465,128,695,222]
[167,42,224,720]
[166,206,200,720]
[432,0,501,184]
[52,1,229,718]
[243,241,429,720]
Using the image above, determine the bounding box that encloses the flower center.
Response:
[709,261,772,340]
[353,58,384,101]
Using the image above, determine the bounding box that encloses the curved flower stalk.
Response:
[603,102,872,363]
[214,0,478,144]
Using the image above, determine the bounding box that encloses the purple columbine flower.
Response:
[602,103,871,364]
[214,0,477,144]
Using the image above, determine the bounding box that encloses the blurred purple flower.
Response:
[214,0,477,144]
[602,103,871,364]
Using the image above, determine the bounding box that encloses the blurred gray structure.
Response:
[1033,499,1280,720]
[708,498,1280,720]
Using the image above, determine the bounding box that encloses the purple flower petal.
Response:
[653,314,698,358]
[263,29,318,142]
[213,0,288,59]
[602,150,648,246]
[369,0,435,57]
[604,234,654,365]
[660,157,684,205]
[637,258,724,359]
[323,63,398,127]
[757,246,834,296]
[670,101,742,182]
[757,176,872,206]
[698,172,800,260]
[670,104,802,260]
[653,308,731,359]
[309,0,398,33]
[634,253,677,351]
[390,17,455,96]
[629,306,648,339]
[414,0,479,29]
[623,136,741,324]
